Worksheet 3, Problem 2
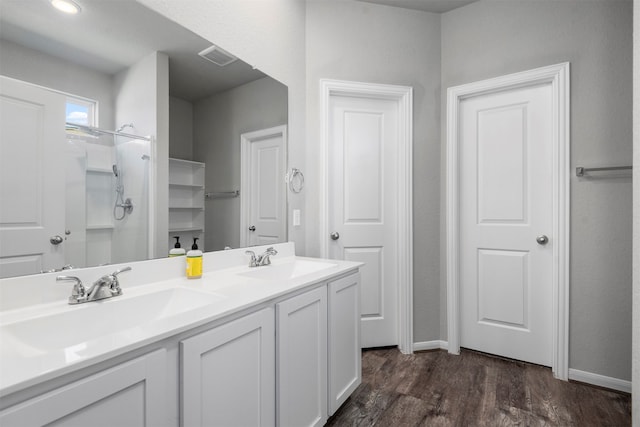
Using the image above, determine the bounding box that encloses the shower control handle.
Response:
[50,235,64,245]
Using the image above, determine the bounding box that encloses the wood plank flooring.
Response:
[327,347,631,426]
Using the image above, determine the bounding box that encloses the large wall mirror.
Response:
[0,0,288,278]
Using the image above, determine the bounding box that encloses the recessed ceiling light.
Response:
[51,0,81,15]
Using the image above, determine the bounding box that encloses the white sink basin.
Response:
[237,259,338,281]
[1,288,222,351]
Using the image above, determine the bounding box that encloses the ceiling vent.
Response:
[198,45,238,67]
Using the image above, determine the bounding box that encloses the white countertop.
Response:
[0,244,361,397]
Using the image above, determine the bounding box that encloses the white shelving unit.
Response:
[85,166,114,266]
[169,158,205,252]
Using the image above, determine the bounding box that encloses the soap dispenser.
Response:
[169,236,186,257]
[186,237,203,279]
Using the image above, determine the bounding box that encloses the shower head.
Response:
[116,123,134,132]
[112,164,119,177]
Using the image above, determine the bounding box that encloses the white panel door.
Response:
[241,125,287,247]
[0,76,66,278]
[328,95,398,348]
[460,84,553,366]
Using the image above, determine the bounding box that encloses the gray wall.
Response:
[305,0,442,343]
[193,76,288,251]
[169,96,194,161]
[0,39,114,128]
[441,0,633,381]
[632,0,639,417]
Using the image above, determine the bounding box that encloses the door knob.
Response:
[330,232,340,240]
[536,235,549,245]
[249,225,256,232]
[50,235,64,245]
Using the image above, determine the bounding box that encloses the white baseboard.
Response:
[568,369,631,393]
[413,340,448,352]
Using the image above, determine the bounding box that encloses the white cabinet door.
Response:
[277,286,327,427]
[328,273,361,415]
[181,307,275,427]
[0,350,167,427]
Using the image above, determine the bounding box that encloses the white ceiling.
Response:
[0,0,478,102]
[358,0,478,13]
[0,0,266,102]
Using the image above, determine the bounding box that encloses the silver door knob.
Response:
[50,235,64,245]
[330,232,340,240]
[249,225,256,232]
[536,235,549,245]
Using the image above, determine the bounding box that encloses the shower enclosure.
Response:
[65,123,152,268]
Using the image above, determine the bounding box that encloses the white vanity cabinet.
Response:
[0,350,167,427]
[328,272,361,415]
[0,251,362,427]
[277,286,328,427]
[180,307,275,427]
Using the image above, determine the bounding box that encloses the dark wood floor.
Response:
[327,347,631,426]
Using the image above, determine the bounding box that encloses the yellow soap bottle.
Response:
[186,237,202,279]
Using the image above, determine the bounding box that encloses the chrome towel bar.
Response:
[205,190,239,199]
[575,166,632,177]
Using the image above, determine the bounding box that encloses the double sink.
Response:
[1,259,337,355]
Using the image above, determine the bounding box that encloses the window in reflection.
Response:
[65,96,95,126]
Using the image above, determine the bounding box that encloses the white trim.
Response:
[446,62,571,380]
[413,340,449,352]
[319,79,414,354]
[148,135,156,260]
[240,125,288,247]
[568,369,632,394]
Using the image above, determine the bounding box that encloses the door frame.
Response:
[239,125,288,247]
[446,63,570,380]
[319,79,414,354]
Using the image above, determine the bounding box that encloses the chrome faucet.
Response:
[57,266,131,305]
[259,247,278,265]
[245,247,278,267]
[56,275,86,305]
[41,264,74,273]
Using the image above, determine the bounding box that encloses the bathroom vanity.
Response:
[0,243,362,427]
